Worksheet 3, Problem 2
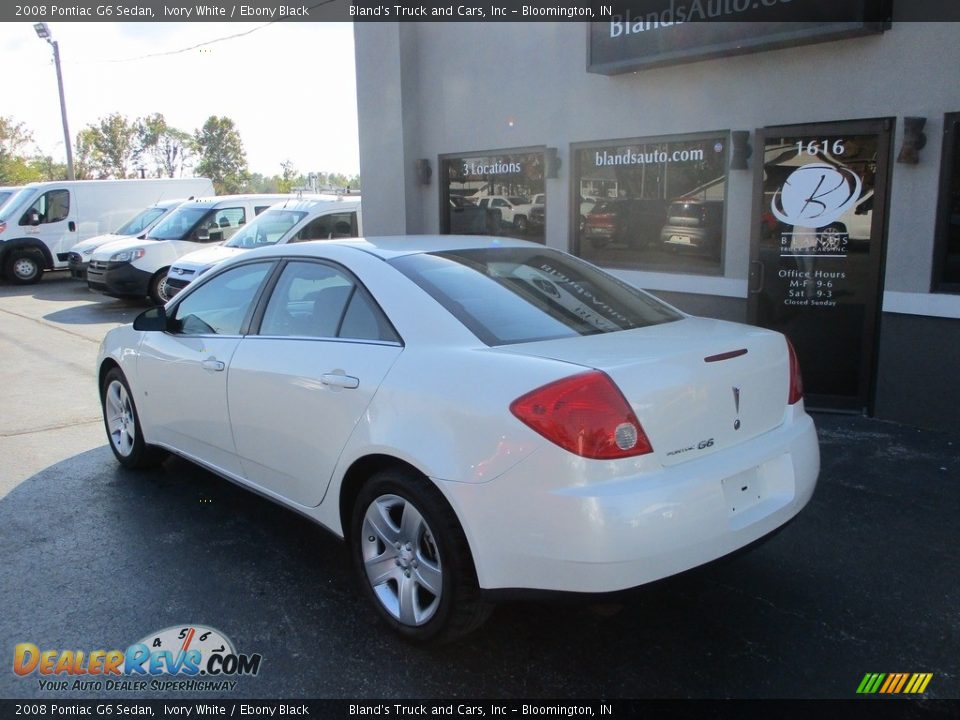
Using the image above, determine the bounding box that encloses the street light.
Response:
[34,22,75,181]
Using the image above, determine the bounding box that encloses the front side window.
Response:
[21,189,70,225]
[441,150,546,243]
[573,133,728,274]
[172,262,271,336]
[201,207,246,242]
[934,112,960,292]
[292,212,358,242]
[391,247,681,346]
[259,261,397,342]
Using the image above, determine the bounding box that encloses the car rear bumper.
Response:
[436,405,819,593]
[660,226,712,250]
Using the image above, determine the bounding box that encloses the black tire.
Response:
[100,367,167,469]
[3,248,44,285]
[350,468,493,643]
[148,269,171,305]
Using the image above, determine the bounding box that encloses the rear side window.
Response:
[259,261,398,343]
[391,247,681,346]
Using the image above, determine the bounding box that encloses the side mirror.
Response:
[133,306,171,332]
[23,209,42,226]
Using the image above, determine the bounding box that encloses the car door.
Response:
[136,261,275,475]
[227,259,403,507]
[20,187,75,261]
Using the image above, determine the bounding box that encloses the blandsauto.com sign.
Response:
[587,0,889,74]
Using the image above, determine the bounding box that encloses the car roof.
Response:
[262,194,361,213]
[179,194,298,209]
[248,234,543,261]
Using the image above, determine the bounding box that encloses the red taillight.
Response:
[787,338,803,405]
[510,370,653,459]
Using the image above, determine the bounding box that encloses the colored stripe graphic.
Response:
[857,672,932,694]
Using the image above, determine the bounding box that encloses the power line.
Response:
[106,0,342,63]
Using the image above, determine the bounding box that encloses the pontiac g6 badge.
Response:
[733,387,741,430]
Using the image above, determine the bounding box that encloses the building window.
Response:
[934,112,960,293]
[440,149,546,244]
[572,133,729,274]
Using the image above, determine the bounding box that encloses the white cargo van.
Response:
[0,177,214,285]
[66,198,190,282]
[164,194,362,298]
[87,194,293,304]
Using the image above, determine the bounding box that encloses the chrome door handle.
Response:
[321,373,359,389]
[201,358,225,372]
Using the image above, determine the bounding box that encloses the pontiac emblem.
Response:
[733,387,741,430]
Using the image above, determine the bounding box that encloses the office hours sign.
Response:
[749,121,891,412]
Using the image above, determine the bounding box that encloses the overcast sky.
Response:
[0,21,359,177]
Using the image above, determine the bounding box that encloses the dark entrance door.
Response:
[748,119,892,413]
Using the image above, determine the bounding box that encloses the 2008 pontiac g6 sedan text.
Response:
[97,235,819,642]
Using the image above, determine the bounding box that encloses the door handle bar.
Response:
[321,374,359,389]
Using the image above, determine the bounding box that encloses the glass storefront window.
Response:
[934,112,960,292]
[440,150,546,243]
[572,133,729,274]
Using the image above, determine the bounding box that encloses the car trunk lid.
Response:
[496,317,790,466]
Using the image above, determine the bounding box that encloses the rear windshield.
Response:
[669,203,703,219]
[390,247,681,346]
[115,207,167,236]
[225,209,307,248]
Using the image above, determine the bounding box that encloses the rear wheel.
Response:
[3,249,44,285]
[351,468,492,643]
[100,368,166,469]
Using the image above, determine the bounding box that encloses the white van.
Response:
[164,194,362,298]
[0,178,214,285]
[67,198,191,282]
[87,194,294,304]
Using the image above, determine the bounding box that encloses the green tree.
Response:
[82,113,139,178]
[74,128,101,180]
[0,116,42,183]
[137,113,193,178]
[194,116,248,193]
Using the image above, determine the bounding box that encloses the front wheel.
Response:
[3,249,44,285]
[351,469,492,643]
[149,269,171,305]
[100,368,166,469]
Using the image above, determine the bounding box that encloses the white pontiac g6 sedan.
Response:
[97,236,819,642]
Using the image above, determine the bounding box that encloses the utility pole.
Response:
[34,23,75,181]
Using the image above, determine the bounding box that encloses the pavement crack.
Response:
[0,306,102,345]
[0,418,102,438]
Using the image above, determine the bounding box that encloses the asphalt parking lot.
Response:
[1,272,958,700]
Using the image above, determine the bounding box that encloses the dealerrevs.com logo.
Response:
[13,625,263,692]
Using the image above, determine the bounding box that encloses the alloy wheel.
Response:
[105,379,136,457]
[360,494,443,627]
